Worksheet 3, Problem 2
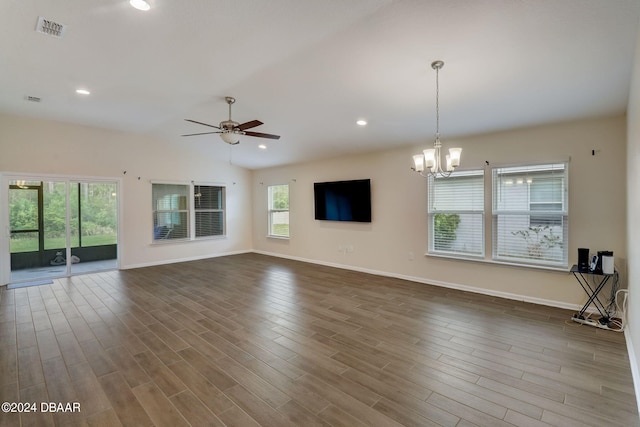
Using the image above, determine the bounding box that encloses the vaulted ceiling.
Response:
[1,0,639,169]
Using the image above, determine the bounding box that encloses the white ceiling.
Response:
[1,0,639,169]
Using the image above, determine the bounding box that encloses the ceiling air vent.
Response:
[35,16,66,38]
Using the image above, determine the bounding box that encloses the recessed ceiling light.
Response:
[356,119,367,126]
[129,0,150,11]
[75,89,90,95]
[258,144,267,150]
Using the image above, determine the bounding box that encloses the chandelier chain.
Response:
[435,64,440,140]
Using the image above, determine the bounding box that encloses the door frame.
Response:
[0,172,123,285]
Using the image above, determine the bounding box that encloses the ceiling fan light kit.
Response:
[183,96,280,145]
[220,131,240,145]
[412,60,462,178]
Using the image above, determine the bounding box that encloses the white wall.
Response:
[253,115,627,308]
[626,23,640,407]
[0,113,253,277]
[1,111,626,309]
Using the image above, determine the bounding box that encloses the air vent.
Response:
[25,96,41,103]
[35,16,66,38]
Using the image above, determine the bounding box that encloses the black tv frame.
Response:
[313,179,371,223]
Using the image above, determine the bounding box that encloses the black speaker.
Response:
[578,248,589,271]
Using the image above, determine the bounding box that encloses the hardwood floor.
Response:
[1,253,637,426]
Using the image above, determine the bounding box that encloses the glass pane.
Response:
[10,179,119,283]
[428,171,484,257]
[69,183,80,248]
[153,183,189,241]
[269,185,289,210]
[432,213,483,255]
[195,211,223,237]
[495,214,565,264]
[9,188,38,231]
[153,184,188,210]
[430,174,483,212]
[154,212,188,239]
[79,182,118,246]
[529,203,563,227]
[10,231,38,253]
[270,211,290,237]
[195,186,223,210]
[492,163,568,266]
[43,181,68,250]
[530,176,563,203]
[494,163,566,212]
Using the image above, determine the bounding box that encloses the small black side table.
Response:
[570,264,618,330]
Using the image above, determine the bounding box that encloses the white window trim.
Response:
[151,180,227,245]
[428,169,485,259]
[491,162,569,269]
[151,181,190,244]
[193,182,226,240]
[267,184,290,239]
[424,160,570,271]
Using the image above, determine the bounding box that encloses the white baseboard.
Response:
[252,250,583,312]
[121,249,252,271]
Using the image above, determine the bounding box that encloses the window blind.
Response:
[152,184,189,240]
[194,185,224,238]
[428,170,484,257]
[492,163,568,266]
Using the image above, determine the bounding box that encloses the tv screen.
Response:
[314,179,371,222]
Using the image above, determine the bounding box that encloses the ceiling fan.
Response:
[182,97,280,145]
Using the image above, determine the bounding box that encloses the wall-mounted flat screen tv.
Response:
[314,179,371,222]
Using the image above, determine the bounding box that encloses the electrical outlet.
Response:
[346,245,354,253]
[408,251,414,261]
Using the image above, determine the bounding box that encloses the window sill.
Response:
[194,235,227,242]
[267,235,290,240]
[152,235,226,245]
[152,238,190,245]
[425,252,570,273]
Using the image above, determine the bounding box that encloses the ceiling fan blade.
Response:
[181,131,221,137]
[244,131,281,140]
[237,120,263,131]
[185,119,221,129]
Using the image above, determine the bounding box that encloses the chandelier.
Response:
[412,60,462,178]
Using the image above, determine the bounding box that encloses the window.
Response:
[492,163,568,267]
[152,184,189,240]
[268,184,289,237]
[194,185,225,238]
[152,183,226,242]
[428,170,484,257]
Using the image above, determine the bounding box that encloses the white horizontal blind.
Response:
[152,184,189,240]
[268,184,289,237]
[492,163,568,267]
[194,185,225,238]
[428,170,484,257]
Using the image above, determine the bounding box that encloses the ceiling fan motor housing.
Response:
[219,120,240,131]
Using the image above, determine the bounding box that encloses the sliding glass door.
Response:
[7,177,118,284]
[69,181,118,276]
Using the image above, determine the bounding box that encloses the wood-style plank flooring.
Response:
[1,253,638,426]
